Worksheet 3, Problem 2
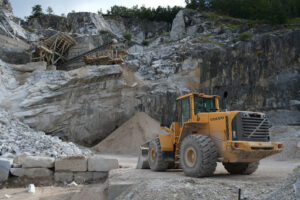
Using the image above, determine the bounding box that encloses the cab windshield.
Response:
[194,96,215,113]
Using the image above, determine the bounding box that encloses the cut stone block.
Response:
[54,172,73,183]
[22,156,55,168]
[88,156,119,172]
[74,172,107,184]
[93,172,108,180]
[13,152,31,164]
[55,156,87,172]
[10,168,53,178]
[74,172,93,184]
[0,158,13,182]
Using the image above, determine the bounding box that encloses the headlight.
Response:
[233,131,236,139]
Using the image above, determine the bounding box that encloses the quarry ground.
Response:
[0,157,298,200]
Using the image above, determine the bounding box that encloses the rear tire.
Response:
[148,137,168,171]
[180,135,217,177]
[223,161,259,175]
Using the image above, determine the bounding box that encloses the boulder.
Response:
[54,172,73,183]
[22,156,55,168]
[88,156,119,172]
[55,156,87,172]
[0,158,12,182]
[10,168,53,178]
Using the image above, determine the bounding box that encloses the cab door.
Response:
[177,97,190,126]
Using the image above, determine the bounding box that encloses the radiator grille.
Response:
[232,112,271,142]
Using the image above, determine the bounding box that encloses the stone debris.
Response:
[67,181,78,187]
[27,184,35,193]
[0,110,92,158]
[257,165,300,200]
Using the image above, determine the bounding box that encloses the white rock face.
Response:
[0,9,27,39]
[10,168,53,178]
[10,61,47,72]
[55,156,87,172]
[67,12,112,35]
[0,157,12,181]
[0,60,141,146]
[88,156,119,172]
[22,156,55,168]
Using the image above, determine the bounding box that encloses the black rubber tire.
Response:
[148,137,168,171]
[223,161,259,175]
[180,135,218,177]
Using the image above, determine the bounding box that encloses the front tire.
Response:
[223,162,259,175]
[148,137,168,171]
[180,135,217,177]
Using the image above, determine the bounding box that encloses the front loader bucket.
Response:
[136,142,150,169]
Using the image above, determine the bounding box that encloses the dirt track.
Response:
[0,158,298,200]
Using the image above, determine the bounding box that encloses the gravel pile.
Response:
[257,165,300,200]
[0,110,92,158]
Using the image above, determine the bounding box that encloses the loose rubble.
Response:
[0,110,92,158]
[257,165,300,200]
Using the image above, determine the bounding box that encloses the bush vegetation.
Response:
[123,32,132,40]
[185,0,300,24]
[239,31,253,41]
[106,5,182,23]
[142,40,150,46]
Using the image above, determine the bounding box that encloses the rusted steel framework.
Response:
[84,42,128,65]
[31,32,76,65]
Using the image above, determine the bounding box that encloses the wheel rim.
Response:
[150,148,155,162]
[185,146,197,167]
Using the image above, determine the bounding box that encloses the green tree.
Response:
[46,6,53,15]
[32,4,43,17]
[26,4,43,22]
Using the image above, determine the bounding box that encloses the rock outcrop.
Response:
[67,12,112,35]
[27,14,68,32]
[0,60,145,146]
[0,0,12,13]
[106,17,171,42]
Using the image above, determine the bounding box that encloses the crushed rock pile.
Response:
[93,112,160,155]
[257,165,300,200]
[269,126,300,161]
[0,110,92,158]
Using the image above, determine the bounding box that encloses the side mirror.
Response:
[223,91,228,111]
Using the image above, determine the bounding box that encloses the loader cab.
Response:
[176,93,220,125]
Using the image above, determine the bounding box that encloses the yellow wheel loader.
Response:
[137,93,283,177]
